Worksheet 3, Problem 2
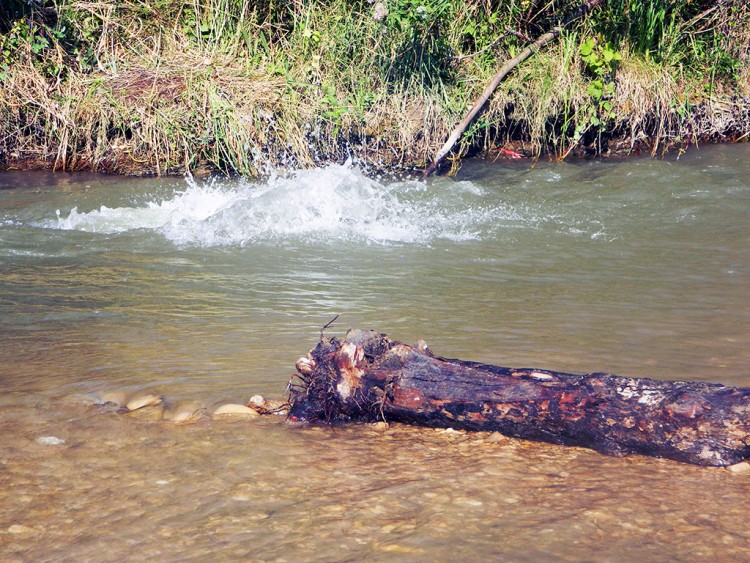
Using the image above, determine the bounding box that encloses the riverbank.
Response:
[1,0,749,176]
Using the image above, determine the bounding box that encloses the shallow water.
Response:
[2,145,750,560]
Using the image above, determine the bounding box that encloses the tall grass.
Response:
[0,0,748,175]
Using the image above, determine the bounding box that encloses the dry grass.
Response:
[1,0,749,175]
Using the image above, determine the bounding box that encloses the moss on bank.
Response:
[1,0,748,176]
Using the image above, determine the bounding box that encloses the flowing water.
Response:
[1,144,750,560]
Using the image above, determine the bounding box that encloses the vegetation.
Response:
[0,0,748,175]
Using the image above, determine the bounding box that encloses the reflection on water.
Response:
[1,144,750,559]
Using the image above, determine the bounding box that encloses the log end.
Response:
[287,329,394,423]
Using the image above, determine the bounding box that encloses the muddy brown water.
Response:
[1,145,750,560]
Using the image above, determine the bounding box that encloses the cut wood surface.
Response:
[289,329,750,466]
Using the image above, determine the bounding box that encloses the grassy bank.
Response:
[1,0,748,176]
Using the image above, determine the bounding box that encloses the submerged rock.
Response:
[97,389,163,412]
[213,403,260,419]
[124,404,164,422]
[126,393,162,411]
[162,401,207,424]
[93,389,289,423]
[247,395,289,415]
[98,390,129,408]
[727,461,750,474]
[8,524,37,536]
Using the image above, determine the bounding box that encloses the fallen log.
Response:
[288,329,750,466]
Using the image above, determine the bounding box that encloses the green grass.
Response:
[0,0,748,175]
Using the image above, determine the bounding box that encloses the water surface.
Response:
[2,145,750,560]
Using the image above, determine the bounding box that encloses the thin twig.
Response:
[320,313,339,341]
[424,0,605,178]
[505,27,534,43]
[454,32,510,62]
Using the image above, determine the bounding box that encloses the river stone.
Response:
[126,393,162,411]
[247,395,266,410]
[487,432,508,443]
[213,403,260,419]
[163,401,206,424]
[36,436,65,446]
[125,404,164,422]
[8,524,36,536]
[98,390,129,408]
[727,461,750,474]
[372,421,390,431]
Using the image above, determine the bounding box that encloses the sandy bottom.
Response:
[2,392,749,561]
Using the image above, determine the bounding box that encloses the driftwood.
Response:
[288,329,750,466]
[424,0,605,177]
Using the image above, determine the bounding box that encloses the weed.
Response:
[0,0,748,174]
[576,36,621,151]
[378,0,453,90]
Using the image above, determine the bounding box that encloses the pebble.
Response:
[8,524,36,536]
[98,390,129,408]
[372,421,390,431]
[380,544,424,554]
[162,401,206,424]
[126,393,162,411]
[455,497,483,507]
[124,404,164,422]
[727,461,750,474]
[36,436,65,446]
[213,403,260,419]
[248,395,266,409]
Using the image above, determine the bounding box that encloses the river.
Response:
[1,144,749,560]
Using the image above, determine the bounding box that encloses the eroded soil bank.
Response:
[2,0,748,176]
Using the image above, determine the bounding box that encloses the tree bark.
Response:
[424,0,605,178]
[289,329,750,466]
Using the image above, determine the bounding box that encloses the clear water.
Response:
[1,145,750,560]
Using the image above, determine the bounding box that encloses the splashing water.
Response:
[45,161,524,246]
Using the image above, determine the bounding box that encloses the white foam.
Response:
[45,161,526,247]
[53,183,243,234]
